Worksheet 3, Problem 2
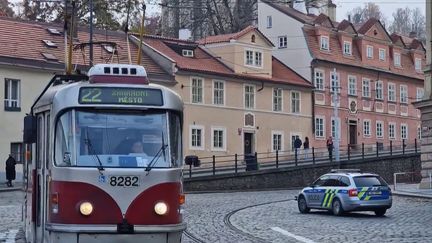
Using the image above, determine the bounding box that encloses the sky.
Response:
[333,0,426,22]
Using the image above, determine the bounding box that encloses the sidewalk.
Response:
[0,181,23,192]
[393,183,432,199]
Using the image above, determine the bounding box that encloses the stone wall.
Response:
[184,154,421,192]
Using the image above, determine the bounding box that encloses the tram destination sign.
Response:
[79,87,163,106]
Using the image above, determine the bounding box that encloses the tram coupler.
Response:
[117,219,134,234]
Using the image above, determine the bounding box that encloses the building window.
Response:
[291,91,300,113]
[314,70,324,91]
[190,125,204,150]
[10,142,23,163]
[343,41,352,55]
[363,120,371,137]
[255,52,262,67]
[362,79,370,97]
[379,48,386,61]
[415,58,422,71]
[272,131,283,152]
[389,123,396,139]
[273,88,283,112]
[245,50,262,67]
[245,85,255,109]
[376,121,383,138]
[400,85,408,103]
[417,87,424,101]
[330,71,340,93]
[291,134,300,151]
[267,16,272,28]
[191,77,203,104]
[4,78,20,111]
[394,53,401,67]
[401,124,408,140]
[278,36,287,48]
[320,36,329,51]
[212,127,225,151]
[418,126,422,140]
[388,83,396,102]
[375,81,383,100]
[213,80,224,105]
[367,45,373,59]
[348,75,357,96]
[245,50,254,65]
[182,49,194,57]
[331,117,340,138]
[315,117,324,138]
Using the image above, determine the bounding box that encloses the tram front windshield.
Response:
[55,110,182,168]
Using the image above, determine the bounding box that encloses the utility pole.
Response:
[332,68,340,163]
[89,0,94,65]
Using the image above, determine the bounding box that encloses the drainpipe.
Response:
[311,65,315,135]
[257,81,264,92]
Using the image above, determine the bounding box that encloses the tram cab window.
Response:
[54,110,182,169]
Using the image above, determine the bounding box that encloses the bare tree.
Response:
[346,3,387,26]
[389,7,425,41]
[0,0,14,17]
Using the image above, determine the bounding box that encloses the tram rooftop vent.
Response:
[88,64,149,84]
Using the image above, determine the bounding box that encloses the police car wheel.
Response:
[374,209,387,217]
[298,196,310,213]
[332,198,344,216]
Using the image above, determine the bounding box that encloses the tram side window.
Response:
[169,112,182,167]
[55,112,74,166]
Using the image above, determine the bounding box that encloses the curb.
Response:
[393,191,432,199]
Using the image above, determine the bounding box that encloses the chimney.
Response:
[327,0,337,22]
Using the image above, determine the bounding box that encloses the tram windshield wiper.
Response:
[85,131,105,174]
[145,132,168,174]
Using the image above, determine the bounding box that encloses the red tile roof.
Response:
[197,25,274,46]
[0,17,167,76]
[261,0,315,24]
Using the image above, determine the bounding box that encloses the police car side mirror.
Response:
[185,155,200,167]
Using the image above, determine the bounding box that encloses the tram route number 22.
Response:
[109,176,140,187]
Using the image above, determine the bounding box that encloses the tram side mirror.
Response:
[23,115,37,144]
[185,155,200,167]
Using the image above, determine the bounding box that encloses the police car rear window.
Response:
[353,176,387,187]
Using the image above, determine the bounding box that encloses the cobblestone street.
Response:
[1,190,431,242]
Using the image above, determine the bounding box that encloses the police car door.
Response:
[307,175,329,207]
[320,175,339,209]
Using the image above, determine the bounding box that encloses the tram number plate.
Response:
[109,176,140,187]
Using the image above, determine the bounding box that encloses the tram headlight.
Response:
[79,202,94,216]
[154,202,168,215]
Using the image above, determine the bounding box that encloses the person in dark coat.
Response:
[294,137,302,155]
[303,137,310,159]
[327,137,334,161]
[5,154,17,187]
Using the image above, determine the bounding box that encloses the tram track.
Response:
[183,229,207,243]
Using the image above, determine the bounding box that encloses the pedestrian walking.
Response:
[327,137,334,161]
[5,154,17,187]
[303,137,310,159]
[294,136,302,157]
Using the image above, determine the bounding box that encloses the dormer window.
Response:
[103,45,115,53]
[366,45,373,59]
[42,40,57,48]
[245,49,263,67]
[343,41,352,55]
[182,49,194,57]
[320,36,329,51]
[379,48,386,61]
[394,53,401,67]
[415,58,422,71]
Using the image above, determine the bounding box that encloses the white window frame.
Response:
[379,48,386,61]
[320,36,329,51]
[363,119,371,137]
[389,122,396,140]
[348,75,357,96]
[394,53,401,67]
[273,88,283,112]
[271,131,284,152]
[291,90,301,114]
[245,50,254,66]
[331,117,341,139]
[366,45,373,59]
[388,83,396,102]
[362,78,370,98]
[376,121,384,138]
[330,71,340,93]
[418,126,422,140]
[315,116,325,139]
[400,85,408,104]
[191,77,204,104]
[415,58,422,71]
[401,124,408,140]
[212,80,225,106]
[189,125,204,150]
[244,49,263,68]
[267,16,272,28]
[211,127,226,151]
[278,36,287,48]
[417,87,424,101]
[4,78,20,109]
[182,49,194,57]
[375,81,383,100]
[314,69,325,91]
[244,84,256,109]
[343,41,352,55]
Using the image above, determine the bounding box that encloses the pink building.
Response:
[259,1,425,149]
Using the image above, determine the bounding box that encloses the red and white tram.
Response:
[23,64,186,243]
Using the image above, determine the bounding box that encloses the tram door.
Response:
[35,113,48,242]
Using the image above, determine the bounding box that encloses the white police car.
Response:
[297,169,392,216]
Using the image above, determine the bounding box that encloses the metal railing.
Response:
[184,139,420,178]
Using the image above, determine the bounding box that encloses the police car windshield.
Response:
[353,176,387,187]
